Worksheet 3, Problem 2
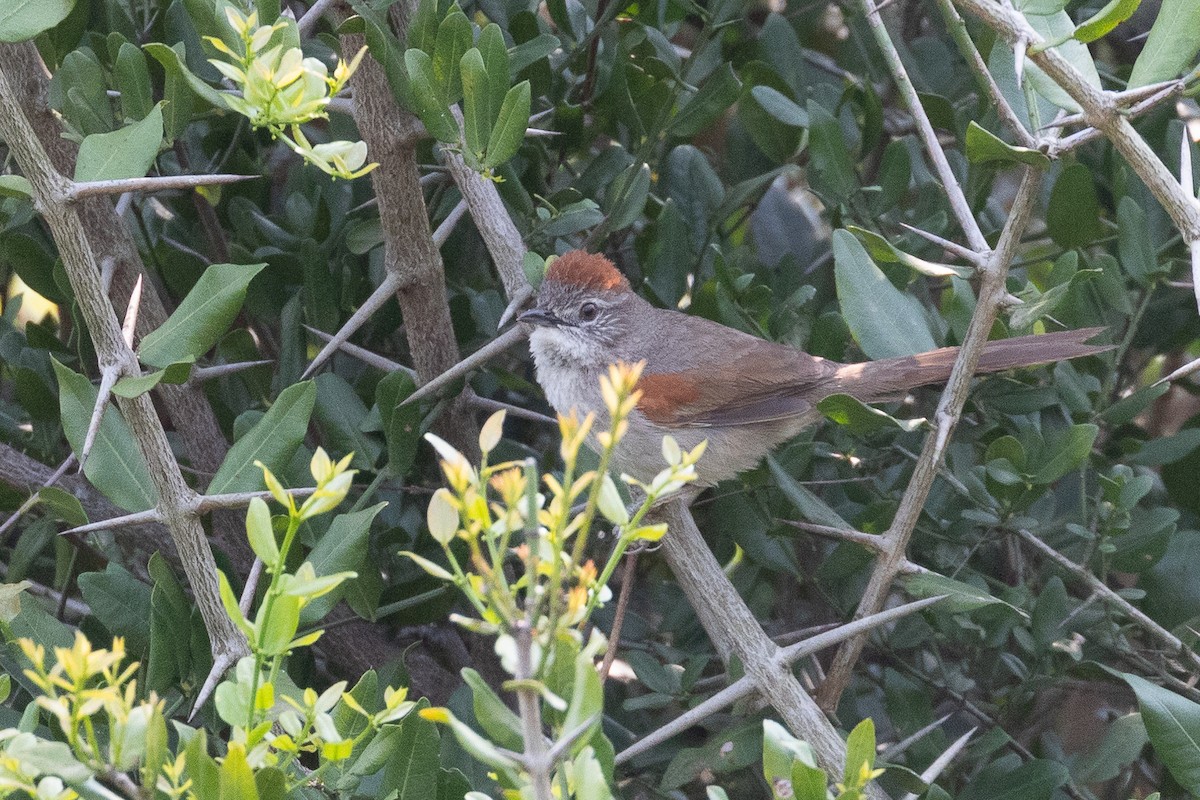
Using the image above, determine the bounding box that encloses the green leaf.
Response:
[817,393,923,436]
[478,23,510,109]
[138,263,264,368]
[313,373,382,470]
[460,48,491,160]
[750,85,808,128]
[74,104,164,183]
[380,703,444,798]
[1119,674,1200,794]
[0,0,75,42]
[832,229,938,359]
[78,563,154,652]
[257,592,300,655]
[463,668,523,750]
[763,720,820,798]
[964,121,1051,169]
[843,719,876,787]
[1129,0,1200,86]
[1046,163,1102,249]
[806,100,857,203]
[52,359,158,512]
[219,744,260,800]
[1073,0,1142,42]
[37,487,87,527]
[407,0,442,53]
[300,503,386,624]
[846,226,969,278]
[404,49,460,142]
[376,371,423,476]
[669,63,743,137]
[0,175,32,197]
[1030,423,1098,484]
[959,758,1069,800]
[246,497,278,564]
[738,62,804,163]
[483,80,530,169]
[207,381,316,496]
[432,6,472,105]
[665,144,723,248]
[115,42,154,123]
[144,42,227,108]
[1117,196,1161,285]
[508,34,558,73]
[900,571,1026,617]
[603,162,651,232]
[0,581,32,623]
[767,455,855,530]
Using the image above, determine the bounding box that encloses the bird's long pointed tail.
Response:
[832,327,1112,403]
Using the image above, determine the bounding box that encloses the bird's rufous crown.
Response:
[544,251,630,293]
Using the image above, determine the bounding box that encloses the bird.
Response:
[519,250,1109,488]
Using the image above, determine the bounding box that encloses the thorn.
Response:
[0,455,77,540]
[432,199,468,248]
[1014,38,1026,88]
[303,325,409,374]
[525,127,562,137]
[68,173,257,201]
[239,558,264,617]
[880,713,953,761]
[78,367,121,471]
[400,326,529,407]
[498,285,534,329]
[189,360,274,382]
[190,652,238,722]
[300,273,400,379]
[897,222,984,265]
[900,727,977,800]
[1182,128,1195,200]
[1192,239,1200,317]
[60,508,164,536]
[121,275,143,348]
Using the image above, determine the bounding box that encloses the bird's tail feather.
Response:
[833,327,1111,403]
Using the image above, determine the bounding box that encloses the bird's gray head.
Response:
[519,251,636,368]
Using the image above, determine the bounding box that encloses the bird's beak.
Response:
[518,308,571,327]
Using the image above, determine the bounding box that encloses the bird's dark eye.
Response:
[579,301,599,321]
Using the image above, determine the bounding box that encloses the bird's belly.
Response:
[614,414,815,487]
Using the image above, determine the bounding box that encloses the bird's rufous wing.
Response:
[635,339,838,427]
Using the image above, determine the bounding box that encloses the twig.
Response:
[297,0,339,35]
[67,173,256,200]
[613,585,942,767]
[400,326,529,407]
[953,0,1200,244]
[855,0,989,253]
[816,167,1044,712]
[239,558,264,617]
[783,520,891,554]
[1012,527,1200,673]
[0,454,76,540]
[652,501,901,798]
[304,325,411,373]
[932,0,1036,148]
[599,551,639,683]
